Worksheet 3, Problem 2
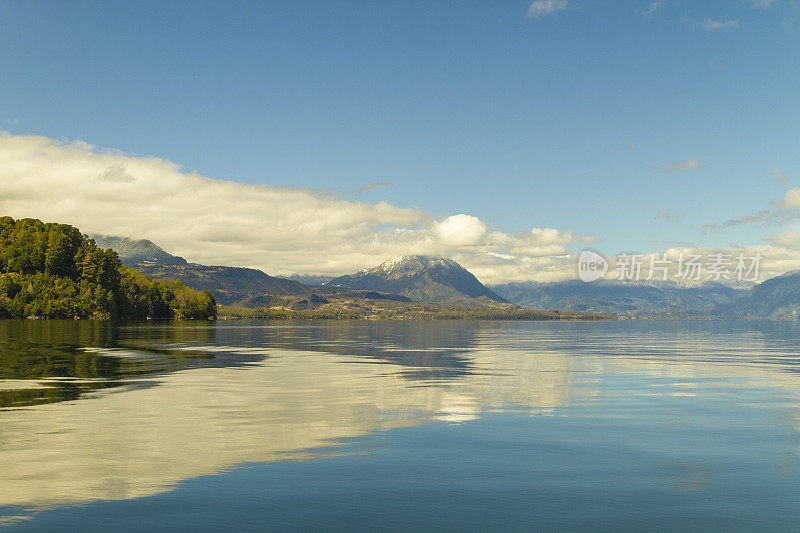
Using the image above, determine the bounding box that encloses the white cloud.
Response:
[453,253,577,284]
[660,157,702,173]
[702,209,777,232]
[768,231,800,249]
[656,210,684,222]
[0,133,592,284]
[778,187,800,209]
[432,214,487,247]
[643,1,664,16]
[703,19,740,31]
[702,184,800,233]
[354,182,391,194]
[527,0,568,19]
[772,168,789,184]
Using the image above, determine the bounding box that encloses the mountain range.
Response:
[490,279,748,317]
[94,235,800,318]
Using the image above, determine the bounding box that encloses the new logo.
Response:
[578,250,608,283]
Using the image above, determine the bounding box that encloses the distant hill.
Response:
[491,279,747,316]
[324,255,507,304]
[91,235,187,266]
[285,274,334,286]
[132,263,310,305]
[713,270,800,318]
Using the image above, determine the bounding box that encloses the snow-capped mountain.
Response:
[324,255,507,304]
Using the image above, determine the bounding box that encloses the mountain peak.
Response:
[370,255,459,276]
[91,234,187,267]
[327,255,506,304]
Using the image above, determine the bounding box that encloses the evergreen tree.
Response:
[0,217,216,320]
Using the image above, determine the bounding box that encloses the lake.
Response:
[2,319,800,531]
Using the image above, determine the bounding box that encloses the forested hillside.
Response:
[0,217,216,320]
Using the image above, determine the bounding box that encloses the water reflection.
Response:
[0,320,487,409]
[2,319,800,523]
[0,320,253,408]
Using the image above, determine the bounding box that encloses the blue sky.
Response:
[1,0,799,279]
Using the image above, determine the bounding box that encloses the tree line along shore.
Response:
[0,217,216,320]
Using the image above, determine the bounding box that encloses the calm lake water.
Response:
[2,319,800,531]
